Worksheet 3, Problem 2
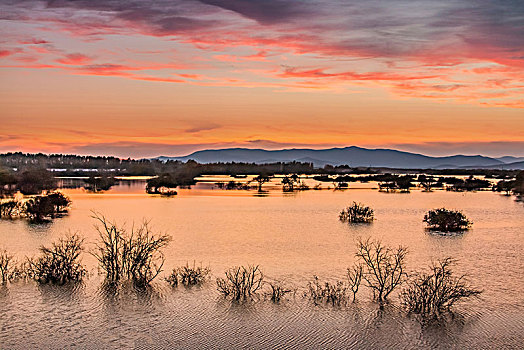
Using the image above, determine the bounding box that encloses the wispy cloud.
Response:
[1,0,522,106]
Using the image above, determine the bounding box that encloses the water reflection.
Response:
[0,181,523,348]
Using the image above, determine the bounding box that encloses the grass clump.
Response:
[401,258,482,318]
[26,234,86,285]
[423,208,472,232]
[339,202,374,223]
[166,263,210,286]
[216,265,263,301]
[92,213,171,287]
[306,276,348,306]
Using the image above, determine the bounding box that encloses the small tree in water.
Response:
[92,213,171,287]
[339,202,374,223]
[401,258,482,318]
[423,208,472,232]
[356,238,407,304]
[24,192,71,222]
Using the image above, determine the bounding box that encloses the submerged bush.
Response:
[339,202,374,223]
[356,238,407,303]
[0,199,23,219]
[26,234,86,285]
[216,265,263,301]
[92,213,171,286]
[423,208,472,232]
[266,281,292,303]
[401,258,482,318]
[167,263,210,286]
[84,175,116,192]
[306,276,348,306]
[24,192,71,222]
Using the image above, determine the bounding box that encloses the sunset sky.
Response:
[1,0,523,158]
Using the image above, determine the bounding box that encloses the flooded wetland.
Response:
[1,179,522,349]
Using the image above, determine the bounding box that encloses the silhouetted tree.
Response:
[0,168,17,197]
[84,175,116,192]
[282,174,299,192]
[356,238,407,304]
[17,168,57,195]
[513,171,524,195]
[253,174,272,191]
[24,192,71,222]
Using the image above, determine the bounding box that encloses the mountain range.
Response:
[156,146,524,169]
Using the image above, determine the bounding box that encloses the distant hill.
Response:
[156,146,511,169]
[496,156,524,164]
[462,161,524,170]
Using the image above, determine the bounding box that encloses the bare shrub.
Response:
[265,281,292,303]
[306,276,348,306]
[347,264,363,301]
[92,213,171,286]
[356,238,407,303]
[423,208,472,232]
[0,249,15,284]
[216,265,263,301]
[401,258,482,317]
[339,202,374,223]
[26,234,86,285]
[167,262,210,286]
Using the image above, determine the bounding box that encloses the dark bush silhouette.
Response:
[216,265,263,301]
[339,202,374,223]
[92,214,171,286]
[146,174,180,195]
[24,192,71,222]
[282,174,299,192]
[423,208,472,232]
[252,174,272,191]
[0,199,23,219]
[494,179,515,195]
[17,168,57,195]
[356,238,407,303]
[84,175,116,192]
[0,168,17,197]
[26,234,86,285]
[401,258,482,317]
[166,263,210,286]
[513,171,524,195]
[447,176,491,192]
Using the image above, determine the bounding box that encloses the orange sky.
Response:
[1,0,523,157]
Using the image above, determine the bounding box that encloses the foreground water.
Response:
[1,180,523,349]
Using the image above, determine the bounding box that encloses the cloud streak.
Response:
[1,0,522,106]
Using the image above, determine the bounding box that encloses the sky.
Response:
[1,0,523,158]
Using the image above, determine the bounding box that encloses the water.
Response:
[1,180,523,349]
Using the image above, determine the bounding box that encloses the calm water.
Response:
[1,180,523,349]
